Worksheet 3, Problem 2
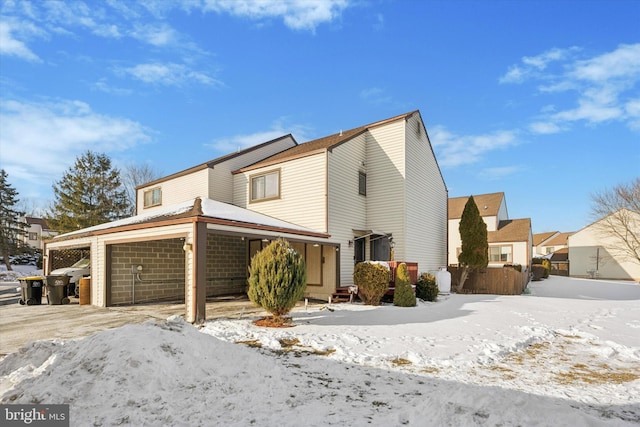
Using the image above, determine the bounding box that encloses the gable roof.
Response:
[137,134,298,189]
[545,232,574,246]
[550,247,569,261]
[488,218,532,243]
[235,111,420,173]
[448,192,505,219]
[24,217,52,231]
[51,197,329,242]
[533,231,559,246]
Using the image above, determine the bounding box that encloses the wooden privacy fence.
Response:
[449,266,529,295]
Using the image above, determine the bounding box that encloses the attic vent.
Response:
[416,121,421,136]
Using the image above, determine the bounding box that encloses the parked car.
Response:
[49,257,90,297]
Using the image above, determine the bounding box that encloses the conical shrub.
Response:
[393,263,416,307]
[247,238,307,323]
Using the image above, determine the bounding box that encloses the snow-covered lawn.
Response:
[1,275,639,426]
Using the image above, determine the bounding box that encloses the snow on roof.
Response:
[54,198,322,240]
[199,198,320,233]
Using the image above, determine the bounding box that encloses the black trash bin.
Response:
[18,276,44,305]
[45,275,71,305]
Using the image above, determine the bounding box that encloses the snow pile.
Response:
[1,276,639,426]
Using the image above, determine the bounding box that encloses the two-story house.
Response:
[448,192,532,270]
[45,111,448,322]
[533,231,573,276]
[21,217,57,250]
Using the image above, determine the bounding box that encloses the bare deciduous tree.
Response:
[121,163,162,216]
[591,178,640,265]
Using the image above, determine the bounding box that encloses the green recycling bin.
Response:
[18,276,44,305]
[46,275,71,305]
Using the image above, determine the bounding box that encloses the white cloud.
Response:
[479,166,522,180]
[502,44,640,132]
[122,62,221,87]
[499,47,578,84]
[570,44,640,82]
[199,0,350,31]
[0,98,151,193]
[529,121,562,135]
[207,118,313,153]
[360,86,393,105]
[0,20,42,62]
[429,126,519,168]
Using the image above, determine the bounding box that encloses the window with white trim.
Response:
[489,245,512,263]
[143,187,162,208]
[250,170,280,202]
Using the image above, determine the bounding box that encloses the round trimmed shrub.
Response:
[393,263,416,307]
[416,272,438,302]
[247,238,306,322]
[353,261,389,306]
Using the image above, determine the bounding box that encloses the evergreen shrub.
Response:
[416,272,438,302]
[353,261,389,306]
[247,238,306,323]
[393,263,416,307]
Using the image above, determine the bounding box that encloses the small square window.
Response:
[358,172,366,196]
[143,187,162,208]
[28,232,38,241]
[250,170,280,202]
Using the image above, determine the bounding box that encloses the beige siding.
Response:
[483,215,499,232]
[448,218,462,266]
[365,120,406,256]
[233,153,327,232]
[489,241,530,267]
[136,136,297,213]
[404,115,448,274]
[327,133,368,285]
[569,218,640,280]
[209,136,297,203]
[137,169,209,214]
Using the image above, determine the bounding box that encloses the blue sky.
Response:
[1,0,638,234]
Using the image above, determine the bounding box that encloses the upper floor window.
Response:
[358,171,367,196]
[143,187,162,208]
[489,245,512,263]
[250,170,280,202]
[28,232,38,241]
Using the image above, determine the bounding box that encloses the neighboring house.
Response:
[568,209,640,281]
[45,111,448,322]
[21,217,57,250]
[536,232,573,256]
[448,192,533,270]
[533,231,559,256]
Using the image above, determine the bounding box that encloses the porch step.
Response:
[331,286,358,303]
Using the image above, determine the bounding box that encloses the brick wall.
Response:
[110,239,185,305]
[206,234,247,296]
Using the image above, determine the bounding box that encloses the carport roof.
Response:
[51,197,329,241]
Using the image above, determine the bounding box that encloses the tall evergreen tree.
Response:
[456,195,488,292]
[48,151,130,233]
[0,169,28,271]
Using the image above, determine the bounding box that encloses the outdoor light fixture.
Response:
[348,240,353,247]
[183,243,192,251]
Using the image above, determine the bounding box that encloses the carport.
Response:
[45,197,337,323]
